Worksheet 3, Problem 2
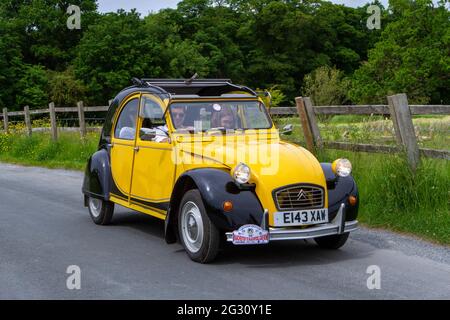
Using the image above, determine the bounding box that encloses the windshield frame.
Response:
[167,99,274,132]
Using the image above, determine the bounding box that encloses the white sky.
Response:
[97,0,391,13]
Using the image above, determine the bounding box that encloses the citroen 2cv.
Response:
[82,78,359,263]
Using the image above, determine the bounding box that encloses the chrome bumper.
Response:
[226,203,358,242]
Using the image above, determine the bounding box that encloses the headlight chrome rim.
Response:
[332,158,352,177]
[232,162,251,184]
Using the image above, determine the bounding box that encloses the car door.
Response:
[130,93,175,215]
[110,94,140,202]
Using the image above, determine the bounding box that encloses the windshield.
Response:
[169,101,272,131]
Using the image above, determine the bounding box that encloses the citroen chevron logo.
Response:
[296,189,308,201]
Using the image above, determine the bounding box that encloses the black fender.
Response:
[82,148,112,204]
[164,168,265,244]
[321,163,359,221]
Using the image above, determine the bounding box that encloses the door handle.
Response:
[134,146,140,152]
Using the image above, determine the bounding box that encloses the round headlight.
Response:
[232,163,251,184]
[332,158,352,177]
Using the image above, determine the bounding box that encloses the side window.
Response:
[139,96,169,143]
[114,98,139,140]
[242,102,271,129]
[140,97,165,130]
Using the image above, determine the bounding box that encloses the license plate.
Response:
[232,225,269,245]
[273,208,329,227]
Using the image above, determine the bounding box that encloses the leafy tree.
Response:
[0,17,23,109]
[15,64,49,109]
[48,68,86,107]
[262,85,287,107]
[0,0,447,109]
[0,0,98,70]
[73,10,157,103]
[349,0,450,104]
[302,66,350,105]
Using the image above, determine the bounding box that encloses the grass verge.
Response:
[0,131,98,170]
[318,149,449,245]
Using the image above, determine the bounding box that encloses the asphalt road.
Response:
[0,163,449,299]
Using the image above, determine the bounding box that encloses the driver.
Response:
[150,105,187,143]
[171,105,187,128]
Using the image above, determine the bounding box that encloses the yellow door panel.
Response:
[129,93,176,213]
[110,95,140,199]
[111,140,135,197]
[131,142,175,204]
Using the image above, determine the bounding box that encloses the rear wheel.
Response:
[314,233,349,249]
[178,190,220,263]
[87,196,115,225]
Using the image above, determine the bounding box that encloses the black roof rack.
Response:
[140,78,256,97]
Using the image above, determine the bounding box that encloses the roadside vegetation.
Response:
[0,114,448,245]
[0,129,98,170]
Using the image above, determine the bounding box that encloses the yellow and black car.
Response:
[82,78,359,263]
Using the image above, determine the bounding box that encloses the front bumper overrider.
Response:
[226,203,358,243]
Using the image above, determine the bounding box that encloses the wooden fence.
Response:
[270,93,450,169]
[1,102,110,141]
[1,94,449,169]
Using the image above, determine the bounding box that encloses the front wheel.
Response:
[87,196,114,225]
[178,189,220,263]
[314,233,349,249]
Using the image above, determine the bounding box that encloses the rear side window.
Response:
[114,98,139,140]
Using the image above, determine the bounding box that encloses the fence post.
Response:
[295,97,315,152]
[49,102,58,141]
[77,101,87,137]
[387,93,420,171]
[2,108,8,133]
[303,97,323,149]
[24,106,32,136]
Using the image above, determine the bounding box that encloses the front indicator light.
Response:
[349,195,357,206]
[223,201,233,212]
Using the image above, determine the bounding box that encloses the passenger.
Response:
[118,111,137,140]
[211,106,236,129]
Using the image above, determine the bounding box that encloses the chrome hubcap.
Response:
[89,197,102,218]
[181,201,204,253]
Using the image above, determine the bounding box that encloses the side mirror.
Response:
[281,124,293,135]
[140,128,156,141]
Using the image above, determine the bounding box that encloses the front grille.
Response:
[274,184,324,211]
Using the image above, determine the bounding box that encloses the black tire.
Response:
[314,232,349,249]
[87,196,115,225]
[178,189,220,263]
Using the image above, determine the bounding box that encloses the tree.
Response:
[349,0,450,104]
[0,0,98,71]
[74,10,157,104]
[0,17,24,109]
[15,64,49,109]
[302,66,350,105]
[48,68,86,107]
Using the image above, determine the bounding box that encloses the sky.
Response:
[96,0,391,14]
